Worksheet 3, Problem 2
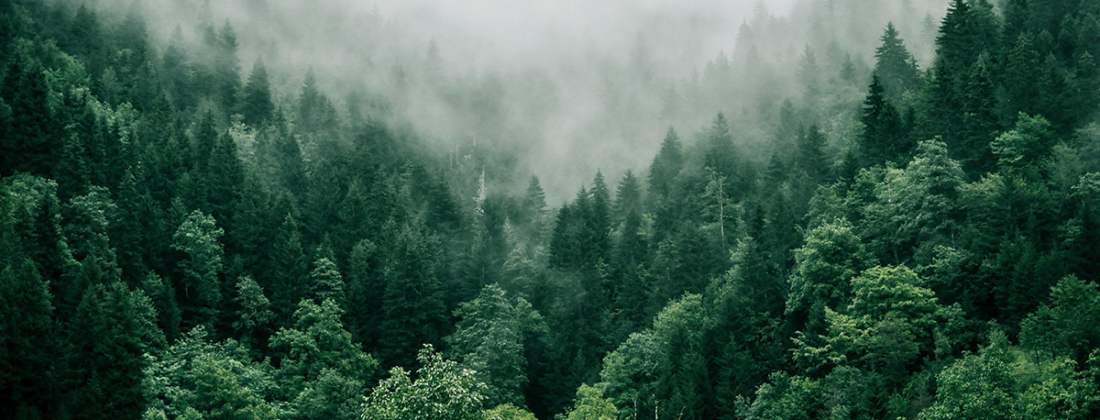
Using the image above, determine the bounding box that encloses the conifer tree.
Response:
[860,76,906,165]
[308,257,345,306]
[232,275,274,348]
[68,281,165,420]
[873,22,921,102]
[0,259,56,419]
[271,213,309,325]
[347,238,385,349]
[241,59,274,127]
[379,221,448,368]
[172,210,225,331]
[648,128,683,203]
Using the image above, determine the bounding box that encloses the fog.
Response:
[84,0,944,203]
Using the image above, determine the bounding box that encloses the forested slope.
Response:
[2,0,1100,419]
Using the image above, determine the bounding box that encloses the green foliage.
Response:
[3,1,1100,418]
[991,113,1054,173]
[786,218,875,332]
[0,258,55,417]
[483,404,537,420]
[362,345,486,420]
[599,331,662,420]
[233,275,274,347]
[873,22,921,102]
[172,210,225,330]
[270,299,377,393]
[1020,275,1100,362]
[70,281,165,420]
[306,257,344,306]
[379,221,447,368]
[562,384,617,420]
[241,60,273,127]
[446,284,540,408]
[859,75,907,165]
[924,331,1016,420]
[144,326,280,420]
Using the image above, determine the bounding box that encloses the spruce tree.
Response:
[873,22,921,102]
[241,59,274,127]
[0,259,56,419]
[860,76,906,165]
[171,210,225,332]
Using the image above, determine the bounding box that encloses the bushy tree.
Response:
[362,345,486,420]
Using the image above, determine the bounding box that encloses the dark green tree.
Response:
[446,283,537,408]
[0,259,56,419]
[241,59,274,127]
[271,213,309,325]
[873,22,921,102]
[379,221,448,368]
[307,257,345,306]
[68,281,165,420]
[171,210,225,331]
[860,76,907,165]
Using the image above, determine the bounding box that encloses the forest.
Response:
[2,0,1100,419]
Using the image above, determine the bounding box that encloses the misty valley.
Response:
[3,0,1100,419]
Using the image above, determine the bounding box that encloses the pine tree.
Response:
[63,186,120,280]
[961,53,999,173]
[704,113,740,187]
[445,284,530,408]
[796,124,828,183]
[202,132,244,226]
[1,59,57,177]
[589,171,612,265]
[1002,32,1041,121]
[308,257,345,306]
[241,59,274,127]
[379,221,448,368]
[232,275,273,348]
[873,22,921,102]
[860,76,906,165]
[141,271,181,342]
[271,213,309,325]
[347,239,385,349]
[214,21,241,116]
[0,259,56,419]
[648,128,684,203]
[68,281,165,420]
[171,210,225,331]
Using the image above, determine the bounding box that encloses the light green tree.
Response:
[362,344,486,420]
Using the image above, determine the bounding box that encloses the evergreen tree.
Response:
[68,281,165,420]
[1,59,57,177]
[271,213,309,325]
[446,284,533,408]
[241,59,274,127]
[270,298,377,415]
[860,76,906,165]
[142,271,181,342]
[347,239,385,349]
[796,124,828,183]
[648,128,683,203]
[960,52,999,173]
[232,275,274,348]
[379,221,448,368]
[214,21,241,116]
[873,22,921,102]
[0,259,56,419]
[307,257,345,306]
[171,210,225,331]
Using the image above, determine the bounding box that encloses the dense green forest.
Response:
[2,0,1100,419]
